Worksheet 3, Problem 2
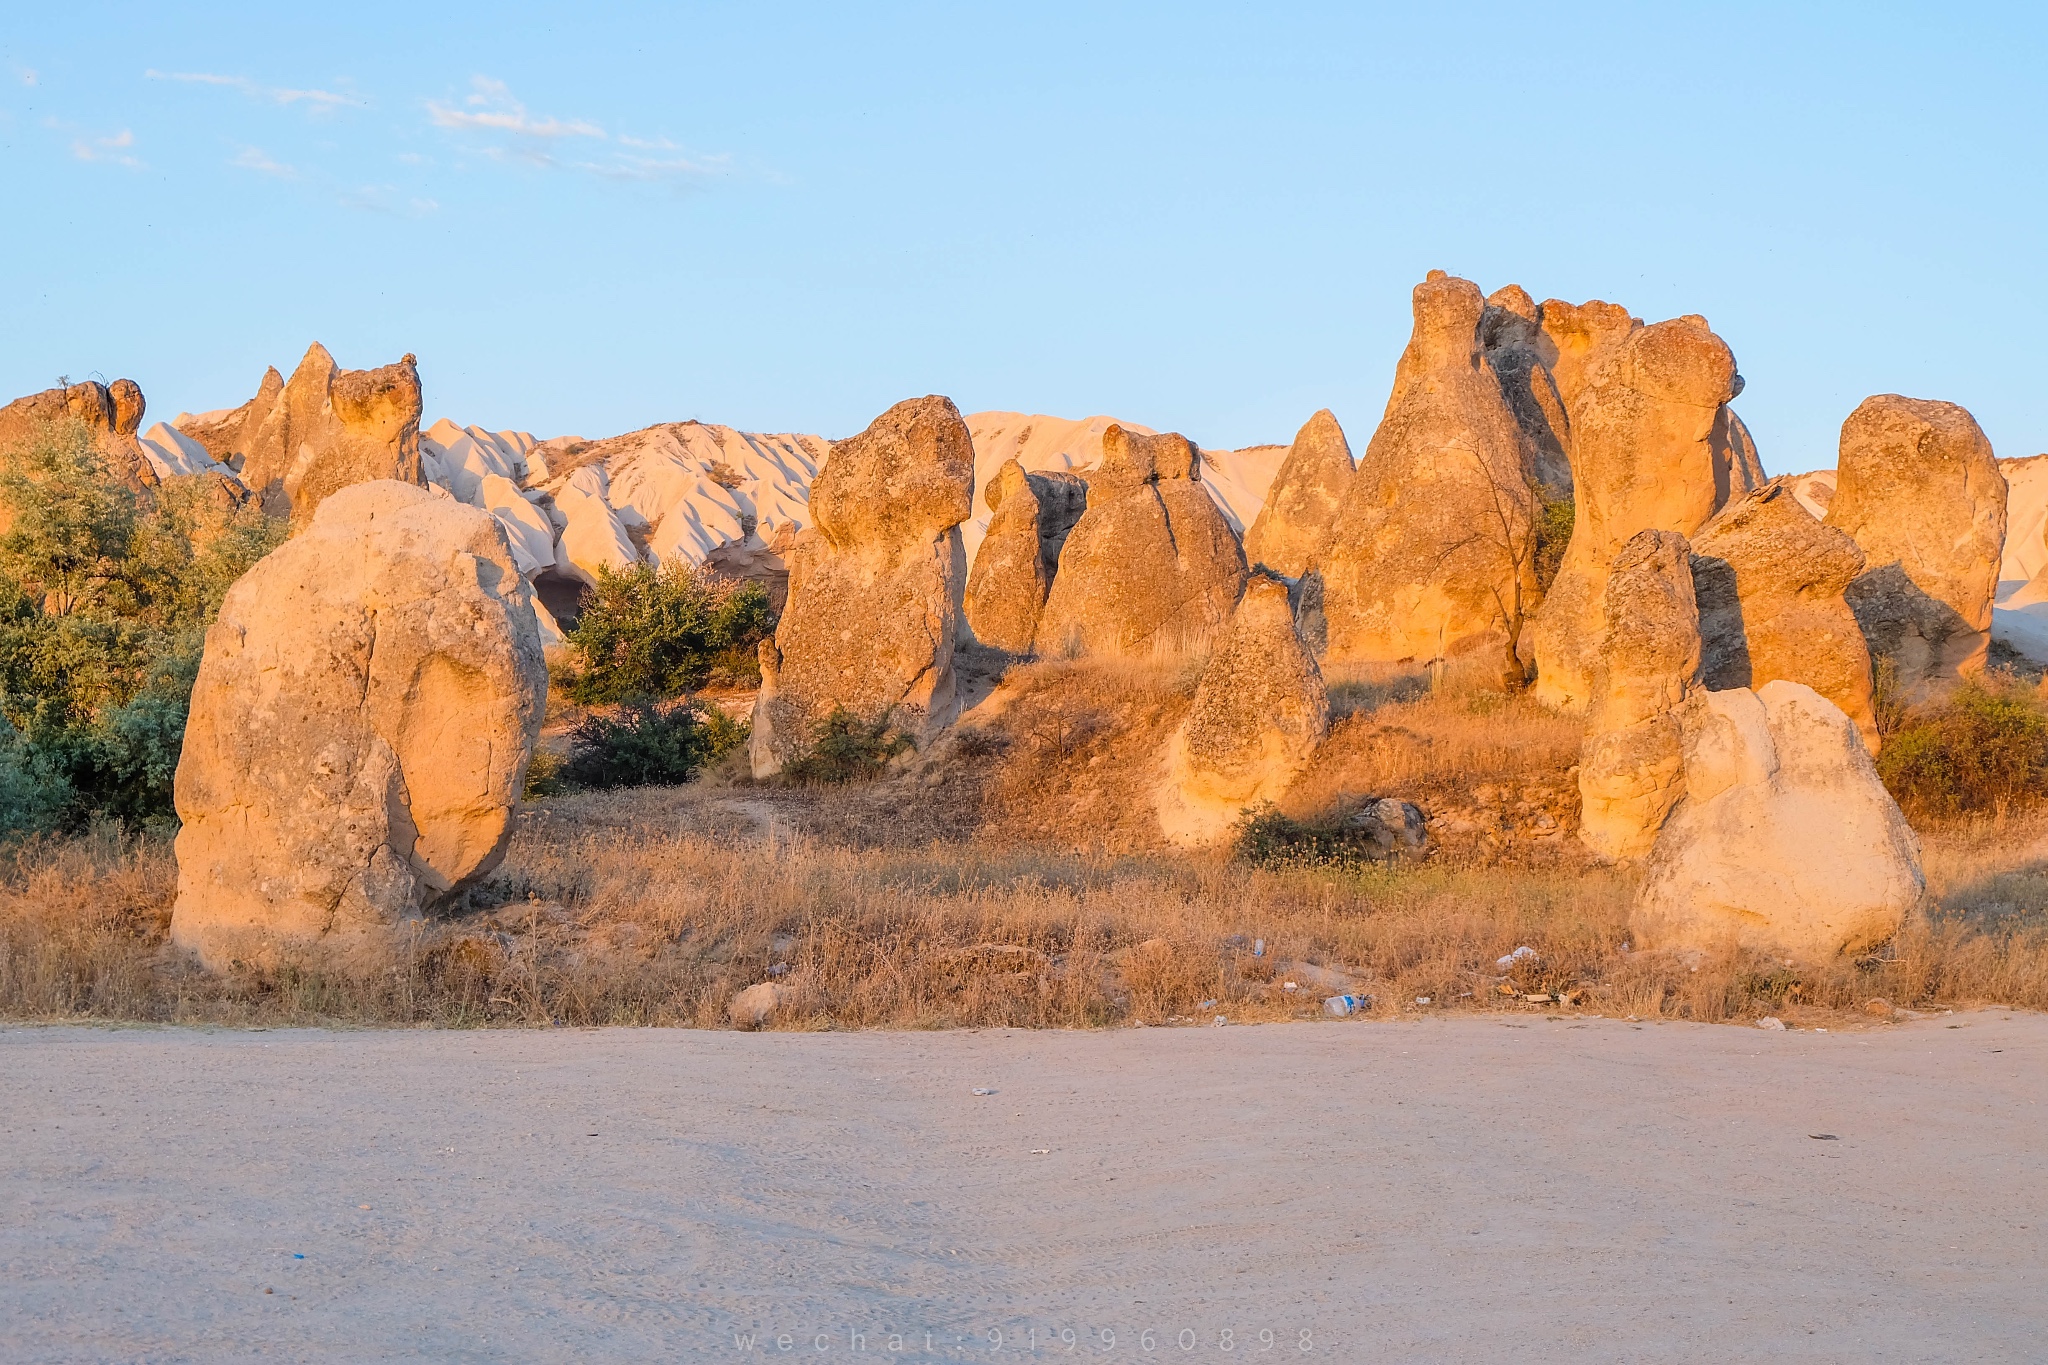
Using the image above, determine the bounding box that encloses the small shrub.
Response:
[1871,655,1908,740]
[1533,493,1574,593]
[562,560,772,704]
[1231,803,1399,870]
[783,706,914,785]
[560,698,748,791]
[522,748,570,800]
[1878,677,2048,821]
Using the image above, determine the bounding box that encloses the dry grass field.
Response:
[4,660,2047,1031]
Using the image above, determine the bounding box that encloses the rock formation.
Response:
[521,419,826,605]
[963,458,1086,653]
[1240,409,1354,577]
[1034,424,1247,656]
[1318,272,1542,678]
[1993,454,2048,666]
[1578,530,1700,860]
[749,396,975,778]
[1690,479,1877,744]
[729,981,786,1029]
[962,411,1284,556]
[1635,681,1924,963]
[1156,572,1330,844]
[1479,285,1572,497]
[169,481,547,971]
[0,378,160,490]
[1998,453,2048,588]
[1533,298,1638,417]
[1786,468,1837,522]
[178,344,423,524]
[550,464,640,586]
[1824,395,2006,704]
[1527,311,1757,711]
[1339,798,1430,859]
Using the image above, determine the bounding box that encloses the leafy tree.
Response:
[0,419,287,832]
[563,559,773,704]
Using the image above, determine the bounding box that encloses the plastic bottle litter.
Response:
[972,1088,995,1096]
[1323,994,1369,1018]
[1252,938,1265,957]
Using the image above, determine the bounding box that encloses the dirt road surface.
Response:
[3,1014,2043,1362]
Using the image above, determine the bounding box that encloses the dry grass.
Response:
[4,664,2046,1032]
[4,790,2046,1032]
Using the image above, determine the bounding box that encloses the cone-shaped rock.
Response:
[750,395,975,777]
[1241,409,1354,577]
[1318,272,1542,675]
[1034,425,1247,656]
[1156,572,1330,845]
[1824,395,2006,705]
[964,458,1085,653]
[1578,530,1701,861]
[169,481,547,971]
[1690,479,1876,745]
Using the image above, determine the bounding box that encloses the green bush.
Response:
[1231,804,1384,870]
[782,706,914,785]
[1533,493,1574,593]
[559,697,748,791]
[0,420,286,834]
[563,560,773,704]
[1878,677,2048,821]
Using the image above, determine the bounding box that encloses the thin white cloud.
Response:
[340,183,440,217]
[427,76,721,185]
[576,150,729,183]
[146,69,360,110]
[231,145,295,178]
[69,127,143,168]
[426,76,601,138]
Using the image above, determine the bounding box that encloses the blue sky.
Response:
[3,3,2044,472]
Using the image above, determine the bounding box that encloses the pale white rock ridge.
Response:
[137,421,239,482]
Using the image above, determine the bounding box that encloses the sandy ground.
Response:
[3,1014,2044,1363]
